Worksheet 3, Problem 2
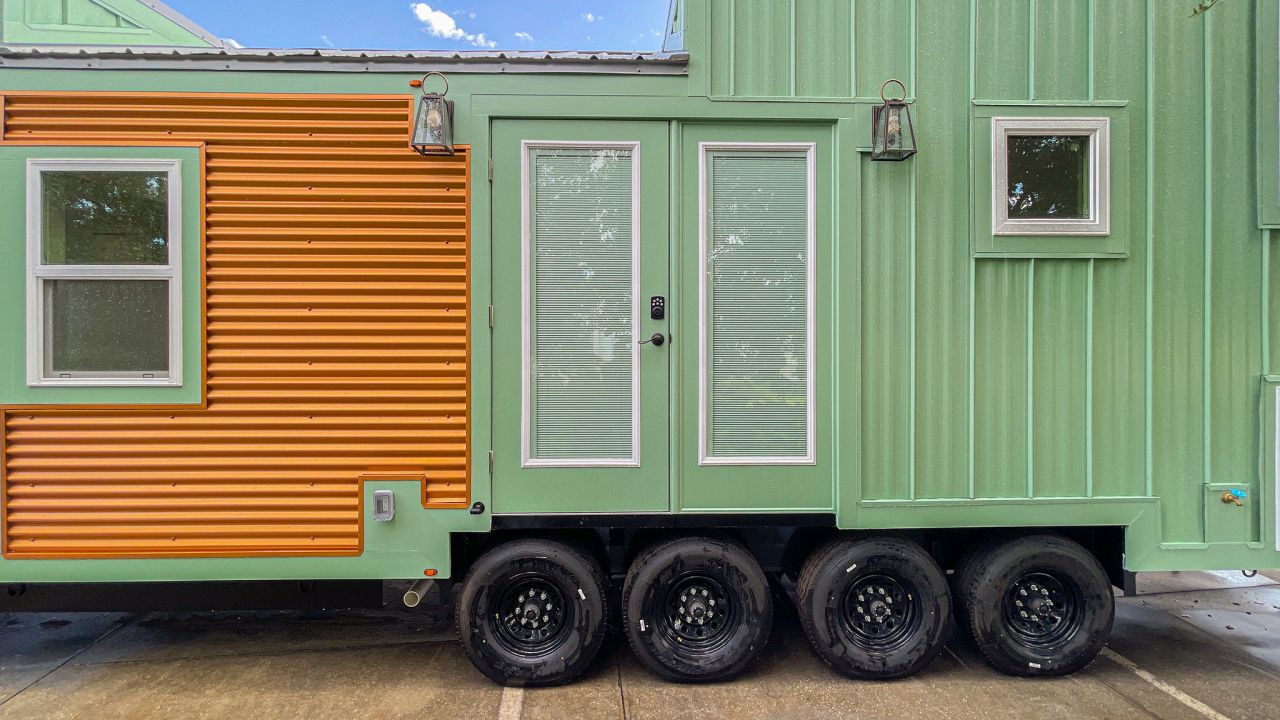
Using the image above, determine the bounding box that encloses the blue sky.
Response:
[163,1,672,51]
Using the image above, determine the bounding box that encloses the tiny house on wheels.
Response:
[0,0,1278,686]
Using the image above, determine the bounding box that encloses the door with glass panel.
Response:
[676,126,833,513]
[491,121,670,514]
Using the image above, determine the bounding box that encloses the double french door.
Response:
[490,120,833,516]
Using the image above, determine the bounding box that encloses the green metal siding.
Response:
[1,0,216,46]
[0,145,203,406]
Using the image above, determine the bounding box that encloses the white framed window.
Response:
[698,142,816,466]
[519,142,641,467]
[26,159,183,387]
[991,117,1110,236]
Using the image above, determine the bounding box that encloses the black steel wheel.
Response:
[797,536,950,680]
[456,538,607,686]
[491,575,571,657]
[623,536,772,682]
[956,535,1113,677]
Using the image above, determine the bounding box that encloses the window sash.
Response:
[520,142,641,467]
[698,142,816,466]
[25,159,183,387]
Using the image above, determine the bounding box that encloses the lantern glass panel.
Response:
[872,102,916,161]
[412,95,453,153]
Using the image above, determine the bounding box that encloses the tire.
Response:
[796,536,950,680]
[951,536,1000,638]
[455,538,608,686]
[957,534,1113,677]
[622,536,772,682]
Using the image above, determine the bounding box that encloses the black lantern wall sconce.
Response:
[871,79,917,161]
[410,71,455,156]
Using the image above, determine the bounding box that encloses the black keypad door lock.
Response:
[650,296,665,320]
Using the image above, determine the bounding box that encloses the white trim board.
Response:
[25,158,183,388]
[519,141,643,468]
[991,117,1111,237]
[697,141,818,466]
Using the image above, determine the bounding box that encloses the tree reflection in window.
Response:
[41,171,169,265]
[1006,135,1089,220]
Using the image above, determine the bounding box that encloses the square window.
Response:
[26,159,182,386]
[992,117,1110,236]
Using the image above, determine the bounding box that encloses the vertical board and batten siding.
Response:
[916,0,1264,538]
[709,0,1269,546]
[0,93,470,559]
[708,0,914,101]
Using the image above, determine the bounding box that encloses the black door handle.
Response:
[638,332,666,347]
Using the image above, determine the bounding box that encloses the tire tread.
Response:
[455,538,608,687]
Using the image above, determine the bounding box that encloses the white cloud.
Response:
[223,37,243,48]
[514,31,534,42]
[582,12,601,22]
[320,34,336,48]
[410,3,495,47]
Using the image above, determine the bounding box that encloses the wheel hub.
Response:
[1003,571,1081,647]
[664,576,733,646]
[840,573,918,650]
[492,576,568,656]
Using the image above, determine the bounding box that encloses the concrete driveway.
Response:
[1,571,1277,720]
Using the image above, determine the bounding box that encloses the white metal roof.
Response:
[0,44,690,74]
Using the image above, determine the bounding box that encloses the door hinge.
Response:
[487,450,494,475]
[488,304,495,328]
[487,158,494,182]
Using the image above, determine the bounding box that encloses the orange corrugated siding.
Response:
[0,92,470,559]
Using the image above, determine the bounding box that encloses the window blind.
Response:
[528,147,636,461]
[704,150,810,460]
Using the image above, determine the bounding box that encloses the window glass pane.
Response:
[706,152,809,459]
[1006,135,1090,219]
[45,279,169,375]
[528,147,635,460]
[41,170,169,265]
